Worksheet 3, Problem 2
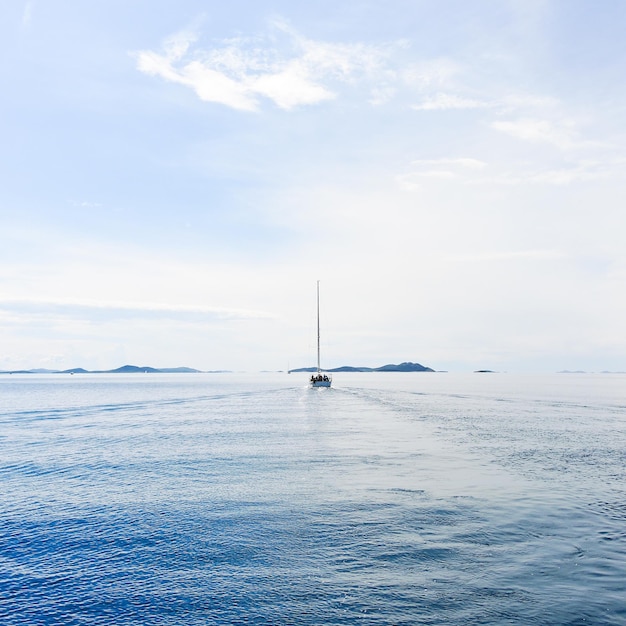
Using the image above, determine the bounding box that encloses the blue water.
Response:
[1,373,625,625]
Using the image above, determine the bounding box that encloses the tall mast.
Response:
[316,280,321,373]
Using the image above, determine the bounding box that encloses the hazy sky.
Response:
[2,0,626,372]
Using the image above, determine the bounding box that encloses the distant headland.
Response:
[0,361,437,375]
[289,361,435,373]
[0,365,208,374]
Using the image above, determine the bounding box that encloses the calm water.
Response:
[1,373,625,625]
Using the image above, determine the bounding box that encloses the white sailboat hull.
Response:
[311,378,331,388]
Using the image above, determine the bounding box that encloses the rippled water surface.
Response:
[1,373,625,624]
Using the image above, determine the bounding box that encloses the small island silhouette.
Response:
[289,361,435,373]
[0,365,206,374]
[0,362,437,374]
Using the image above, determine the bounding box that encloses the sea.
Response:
[1,372,625,625]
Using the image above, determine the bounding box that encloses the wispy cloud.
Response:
[22,2,33,27]
[473,158,625,186]
[397,155,625,190]
[134,18,594,146]
[412,92,492,111]
[411,91,560,113]
[491,117,578,149]
[402,58,460,89]
[0,297,274,322]
[448,250,566,262]
[396,157,487,189]
[411,158,488,169]
[498,94,560,111]
[71,201,103,208]
[135,21,388,111]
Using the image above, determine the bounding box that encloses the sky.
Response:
[1,0,626,373]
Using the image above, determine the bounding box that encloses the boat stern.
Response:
[310,373,332,388]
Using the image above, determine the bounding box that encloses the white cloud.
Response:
[402,58,460,89]
[410,91,561,114]
[369,85,397,106]
[250,62,335,109]
[135,21,584,130]
[412,92,492,111]
[524,163,610,185]
[491,117,577,149]
[183,60,259,111]
[22,2,33,27]
[499,93,560,111]
[470,158,624,186]
[135,22,388,111]
[411,158,487,169]
[72,201,103,208]
[0,297,274,322]
[448,250,566,262]
[397,154,626,190]
[411,92,559,113]
[396,157,487,189]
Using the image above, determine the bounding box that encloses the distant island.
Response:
[1,361,439,375]
[289,361,435,373]
[0,365,205,374]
